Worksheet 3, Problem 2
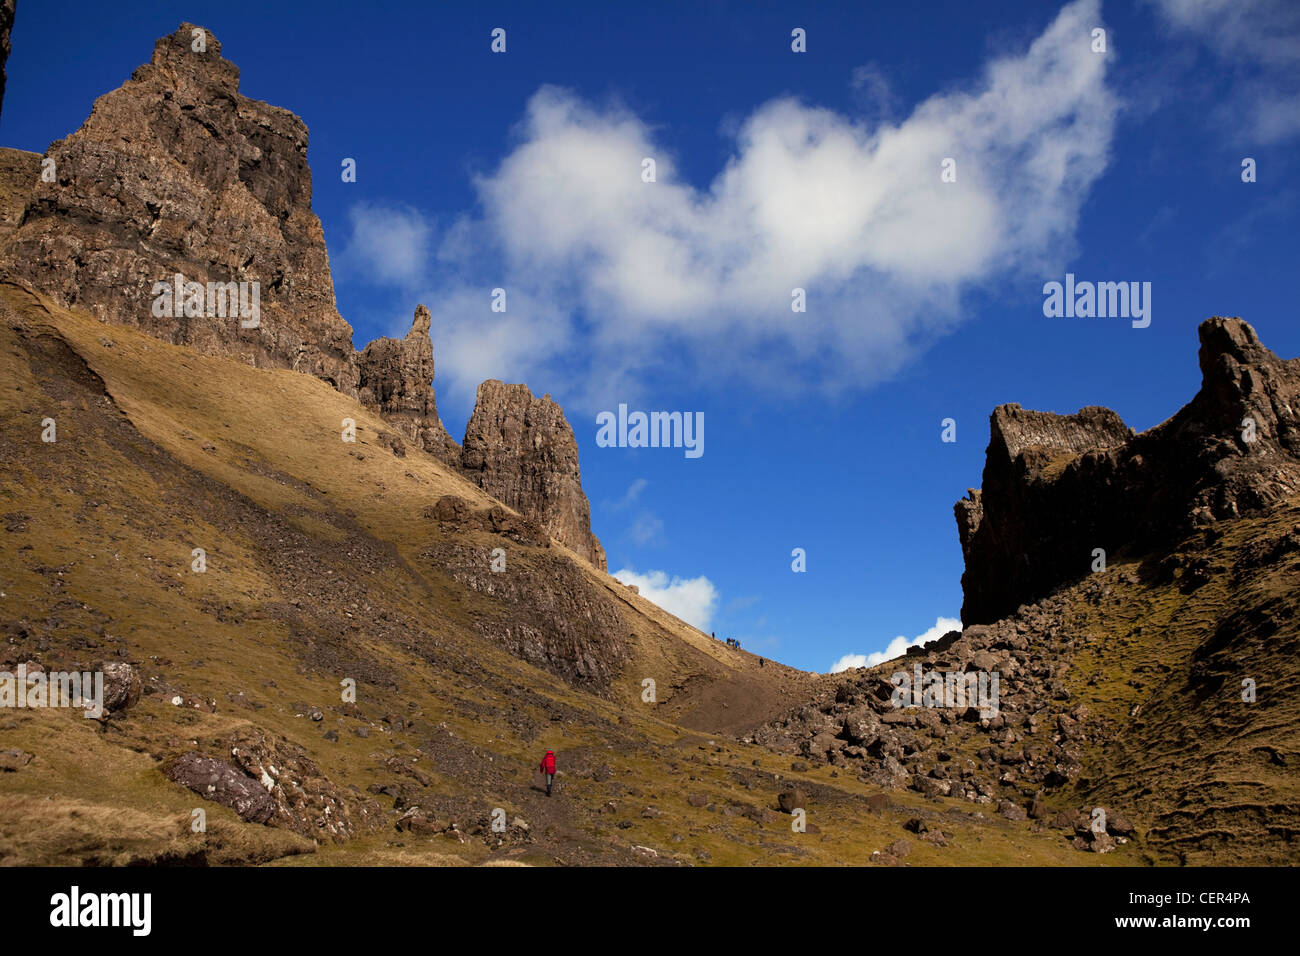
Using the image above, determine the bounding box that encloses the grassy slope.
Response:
[1070,509,1300,865]
[0,284,1180,866]
[783,504,1300,866]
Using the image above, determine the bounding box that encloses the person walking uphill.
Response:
[539,749,556,796]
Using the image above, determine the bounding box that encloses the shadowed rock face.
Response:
[0,22,607,568]
[957,316,1300,625]
[0,0,14,125]
[0,147,39,244]
[462,381,607,570]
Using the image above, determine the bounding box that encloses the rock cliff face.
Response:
[957,316,1300,624]
[0,147,37,244]
[0,0,14,124]
[0,22,606,567]
[0,23,358,391]
[462,381,607,570]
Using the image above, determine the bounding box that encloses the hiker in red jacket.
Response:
[540,749,556,796]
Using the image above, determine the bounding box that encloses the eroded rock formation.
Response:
[357,305,461,465]
[0,147,38,244]
[957,316,1300,624]
[0,23,358,390]
[462,381,607,569]
[0,22,606,567]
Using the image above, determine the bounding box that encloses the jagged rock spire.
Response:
[357,305,461,465]
[462,381,607,570]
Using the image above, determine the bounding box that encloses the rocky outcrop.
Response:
[955,405,1132,624]
[357,305,460,465]
[461,380,607,569]
[957,316,1300,624]
[164,751,276,824]
[419,493,620,687]
[163,729,371,841]
[0,148,39,246]
[757,582,1107,806]
[421,536,626,688]
[0,23,359,391]
[0,22,606,574]
[425,494,550,548]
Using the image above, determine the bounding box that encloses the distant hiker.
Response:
[539,749,556,796]
[711,631,716,639]
[760,657,765,668]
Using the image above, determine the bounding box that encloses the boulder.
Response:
[164,751,274,824]
[914,775,951,799]
[1106,810,1137,837]
[1090,831,1117,854]
[778,787,808,813]
[100,661,141,713]
[862,755,909,790]
[998,799,1028,821]
[842,708,880,745]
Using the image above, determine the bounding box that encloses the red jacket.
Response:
[540,752,556,774]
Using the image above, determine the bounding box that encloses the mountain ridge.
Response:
[957,315,1300,625]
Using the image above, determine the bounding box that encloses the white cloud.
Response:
[613,567,718,631]
[340,203,432,286]
[829,616,962,674]
[1147,0,1300,142]
[422,0,1116,405]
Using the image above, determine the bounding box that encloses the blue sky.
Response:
[4,0,1298,672]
